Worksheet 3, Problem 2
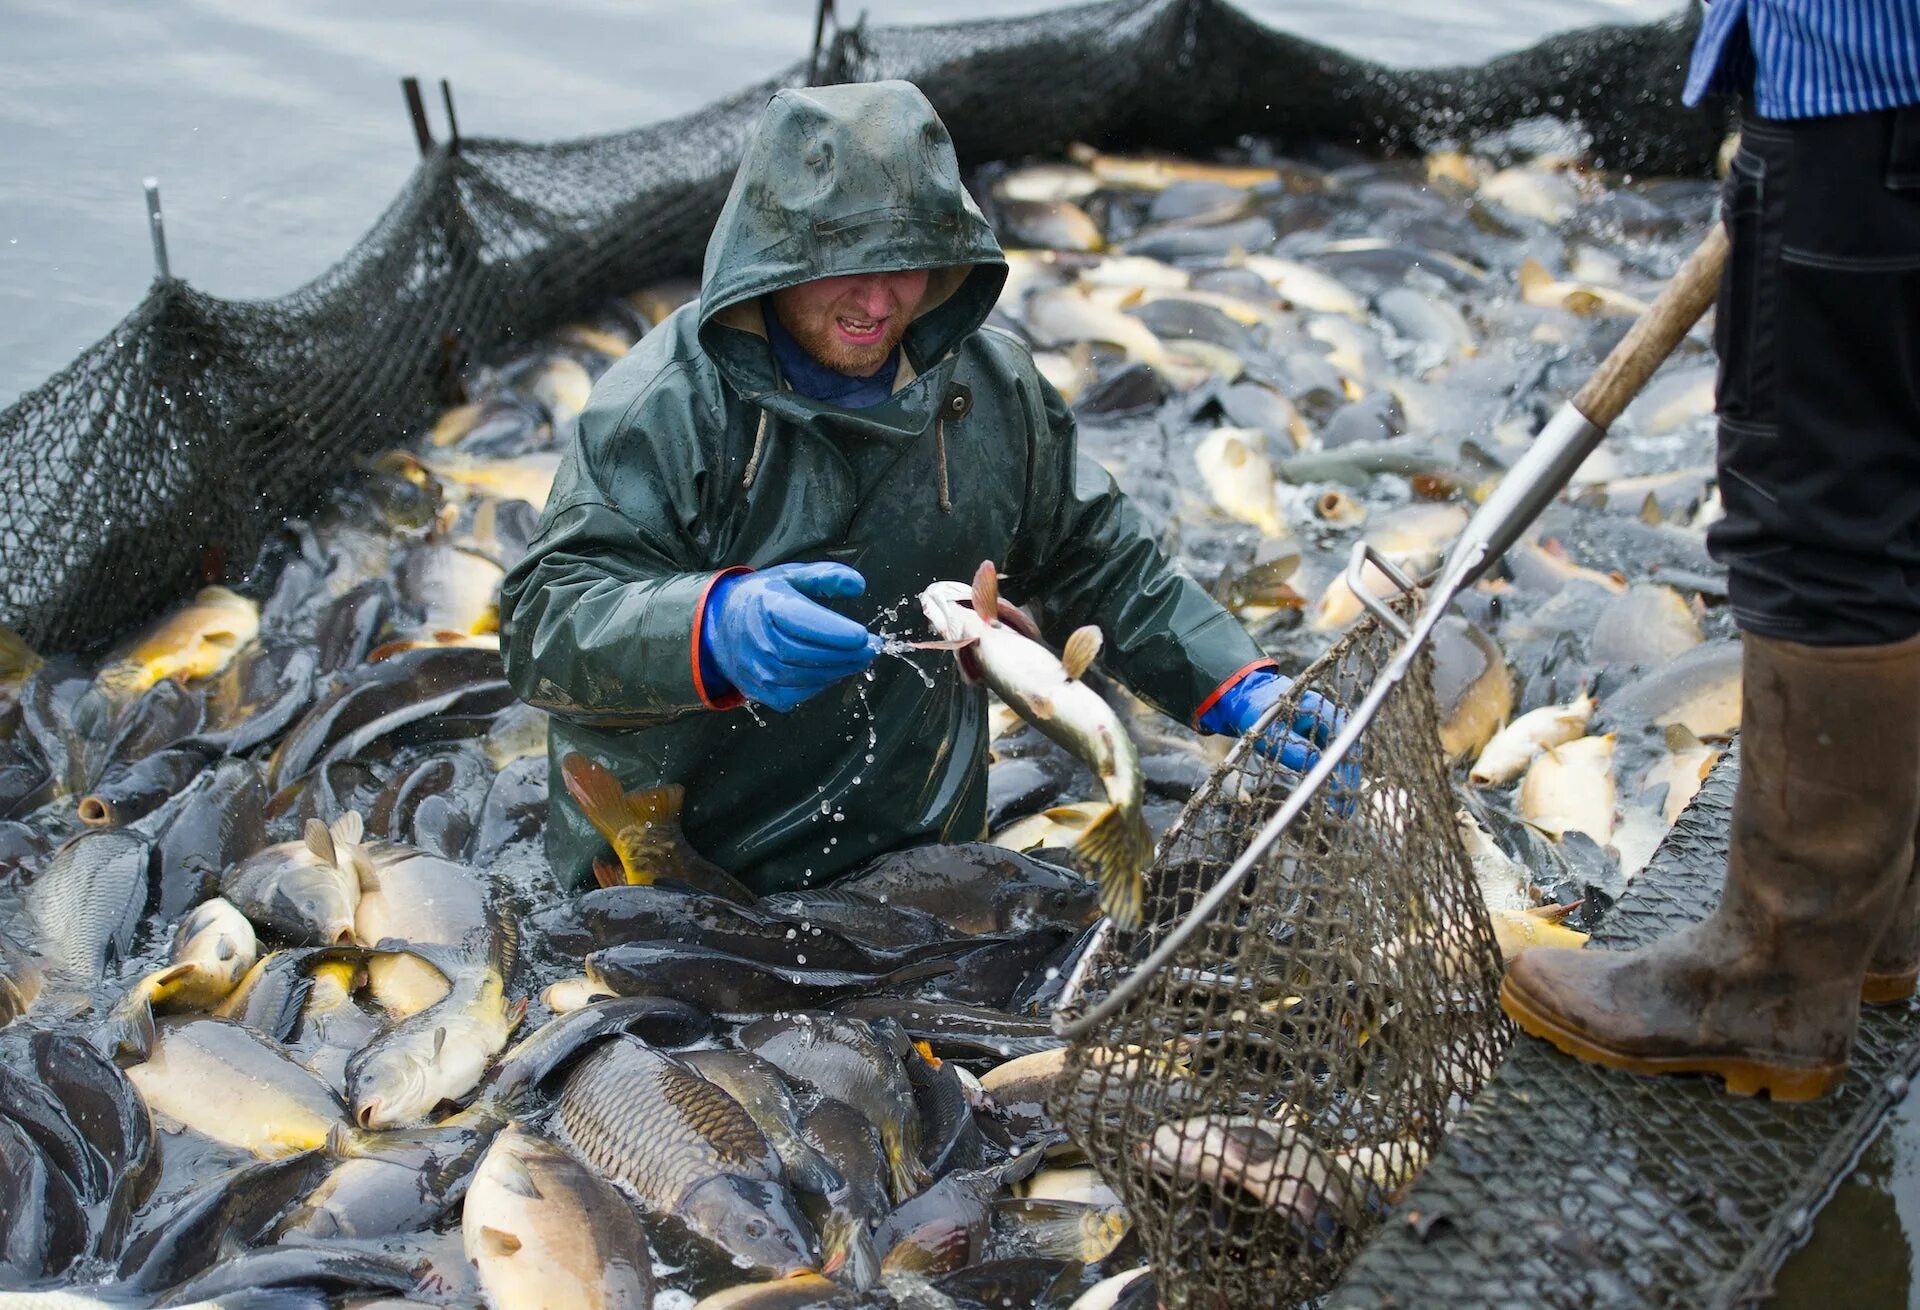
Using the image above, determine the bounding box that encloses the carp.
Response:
[920,563,1149,930]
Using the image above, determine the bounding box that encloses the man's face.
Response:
[769,269,931,378]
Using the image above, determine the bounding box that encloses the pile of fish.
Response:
[0,119,1730,1309]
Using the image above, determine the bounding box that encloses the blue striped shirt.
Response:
[1685,0,1920,118]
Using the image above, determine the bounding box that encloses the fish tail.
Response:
[0,622,41,681]
[881,1119,932,1203]
[1076,803,1151,931]
[1009,1200,1122,1262]
[561,754,644,882]
[625,782,687,825]
[91,983,162,1061]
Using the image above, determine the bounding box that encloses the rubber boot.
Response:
[1863,857,1920,1005]
[1500,631,1920,1101]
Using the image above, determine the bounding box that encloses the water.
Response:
[0,0,1679,406]
[34,0,1914,1300]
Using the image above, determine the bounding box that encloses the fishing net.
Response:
[0,0,1719,655]
[1054,602,1511,1308]
[1332,745,1920,1310]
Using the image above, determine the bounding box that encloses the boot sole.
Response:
[1500,975,1846,1102]
[1862,969,1919,1006]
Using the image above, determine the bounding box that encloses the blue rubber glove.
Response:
[699,563,883,713]
[1199,668,1361,793]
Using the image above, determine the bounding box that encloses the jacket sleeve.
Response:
[499,378,742,729]
[1005,370,1273,725]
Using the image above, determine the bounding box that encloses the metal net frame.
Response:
[1055,605,1512,1308]
[0,0,1719,655]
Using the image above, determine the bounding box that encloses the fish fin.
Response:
[496,1151,543,1200]
[880,1119,933,1204]
[1527,899,1583,922]
[506,997,528,1033]
[561,754,646,883]
[330,811,364,848]
[364,638,414,663]
[972,560,1001,622]
[1028,694,1056,720]
[260,972,316,1044]
[1639,491,1662,525]
[625,782,687,825]
[913,1039,943,1069]
[995,1141,1052,1188]
[1664,723,1704,753]
[909,638,976,652]
[592,857,623,890]
[1061,626,1102,681]
[144,960,197,999]
[994,1198,1104,1261]
[1565,289,1603,316]
[369,938,457,985]
[995,601,1044,642]
[1074,803,1151,931]
[491,905,521,980]
[1517,258,1552,296]
[476,1225,522,1257]
[303,818,337,867]
[92,988,160,1061]
[877,957,958,991]
[431,1027,447,1059]
[346,845,378,893]
[472,605,501,636]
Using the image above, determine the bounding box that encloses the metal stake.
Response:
[440,79,461,150]
[402,77,434,157]
[143,178,171,281]
[807,0,836,85]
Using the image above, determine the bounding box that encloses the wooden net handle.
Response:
[1573,222,1729,429]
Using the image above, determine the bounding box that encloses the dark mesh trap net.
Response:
[1054,606,1512,1308]
[0,0,1719,655]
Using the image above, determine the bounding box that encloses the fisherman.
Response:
[1500,7,1920,1099]
[499,80,1331,895]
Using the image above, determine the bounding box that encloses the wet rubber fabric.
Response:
[500,81,1268,893]
[1709,103,1920,644]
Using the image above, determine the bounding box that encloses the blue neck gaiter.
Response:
[762,300,901,409]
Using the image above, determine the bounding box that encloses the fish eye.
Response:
[744,1219,767,1239]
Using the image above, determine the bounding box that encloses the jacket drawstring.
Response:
[742,406,770,492]
[935,417,951,513]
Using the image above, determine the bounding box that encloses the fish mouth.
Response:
[356,1101,381,1129]
[76,795,116,827]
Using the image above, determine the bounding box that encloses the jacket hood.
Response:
[697,80,1007,390]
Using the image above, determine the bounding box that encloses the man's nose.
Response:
[849,278,894,315]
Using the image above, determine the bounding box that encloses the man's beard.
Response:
[776,303,911,377]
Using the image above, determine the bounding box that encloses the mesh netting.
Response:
[1332,746,1920,1310]
[0,0,1719,655]
[1054,605,1512,1308]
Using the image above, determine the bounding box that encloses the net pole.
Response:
[142,179,170,282]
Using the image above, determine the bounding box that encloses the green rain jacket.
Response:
[500,80,1272,894]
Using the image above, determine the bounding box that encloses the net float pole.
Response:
[440,79,461,152]
[401,77,434,157]
[807,0,836,85]
[143,178,171,281]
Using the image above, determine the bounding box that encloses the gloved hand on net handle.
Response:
[1198,667,1363,803]
[700,562,882,712]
